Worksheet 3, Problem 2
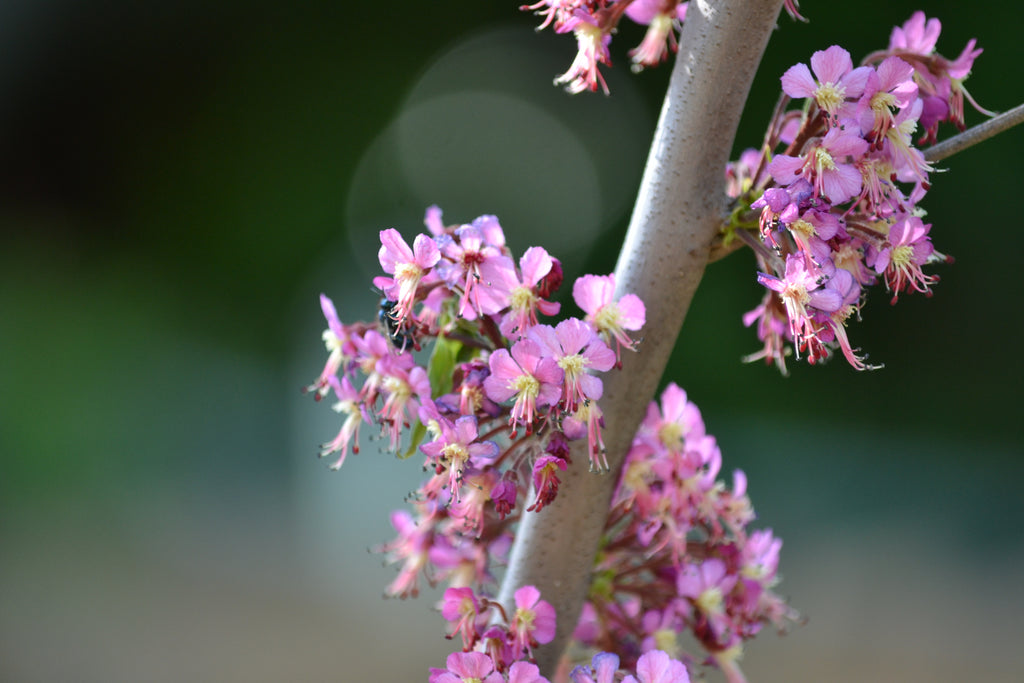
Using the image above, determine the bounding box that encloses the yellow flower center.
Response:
[322,329,340,352]
[814,82,845,113]
[833,243,862,275]
[515,606,535,630]
[383,375,410,401]
[622,461,650,494]
[658,422,684,451]
[512,374,540,399]
[890,244,914,269]
[394,262,422,281]
[814,147,837,172]
[461,385,484,414]
[442,442,469,466]
[593,304,621,334]
[558,353,586,377]
[781,282,810,307]
[870,90,897,115]
[653,628,679,655]
[789,218,816,240]
[696,586,724,615]
[510,286,535,311]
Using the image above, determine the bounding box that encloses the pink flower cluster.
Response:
[307,207,645,598]
[308,210,792,680]
[568,384,795,681]
[432,584,691,683]
[436,584,555,674]
[521,0,803,93]
[732,12,986,372]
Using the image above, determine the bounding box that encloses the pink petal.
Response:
[779,62,816,99]
[809,45,852,85]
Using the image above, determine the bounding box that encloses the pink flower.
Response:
[529,318,615,413]
[882,99,932,184]
[507,660,551,683]
[491,477,517,519]
[437,224,509,320]
[573,274,646,362]
[511,585,557,658]
[306,293,351,399]
[319,375,368,470]
[570,652,620,683]
[625,0,687,24]
[521,0,581,32]
[350,328,411,406]
[677,558,737,642]
[741,292,791,375]
[378,364,431,452]
[857,57,918,144]
[869,215,938,303]
[637,382,706,455]
[768,125,869,204]
[380,505,439,598]
[757,254,842,348]
[375,228,440,324]
[741,529,782,584]
[484,339,563,435]
[490,246,562,340]
[562,399,608,471]
[627,2,688,70]
[527,454,567,512]
[780,45,871,119]
[622,651,690,683]
[554,10,612,94]
[888,11,941,55]
[440,586,485,651]
[429,652,504,683]
[420,415,499,501]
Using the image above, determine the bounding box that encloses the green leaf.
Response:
[399,420,427,460]
[428,335,462,398]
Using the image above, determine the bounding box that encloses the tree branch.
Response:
[924,102,1024,163]
[496,1,784,675]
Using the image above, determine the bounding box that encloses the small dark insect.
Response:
[378,298,416,352]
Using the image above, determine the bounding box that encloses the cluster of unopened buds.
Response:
[308,209,794,680]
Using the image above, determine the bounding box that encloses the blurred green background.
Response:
[1,1,1021,681]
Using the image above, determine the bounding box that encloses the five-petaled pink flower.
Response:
[529,318,615,414]
[429,651,504,683]
[870,215,938,303]
[758,254,843,351]
[420,415,500,501]
[780,45,871,119]
[375,228,441,324]
[487,246,562,339]
[484,339,564,435]
[767,125,869,204]
[573,274,646,362]
[622,650,690,683]
[510,584,557,658]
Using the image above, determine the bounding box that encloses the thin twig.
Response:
[925,103,1024,163]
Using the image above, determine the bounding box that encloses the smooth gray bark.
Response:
[497,0,785,675]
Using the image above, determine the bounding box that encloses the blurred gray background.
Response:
[1,1,1022,681]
